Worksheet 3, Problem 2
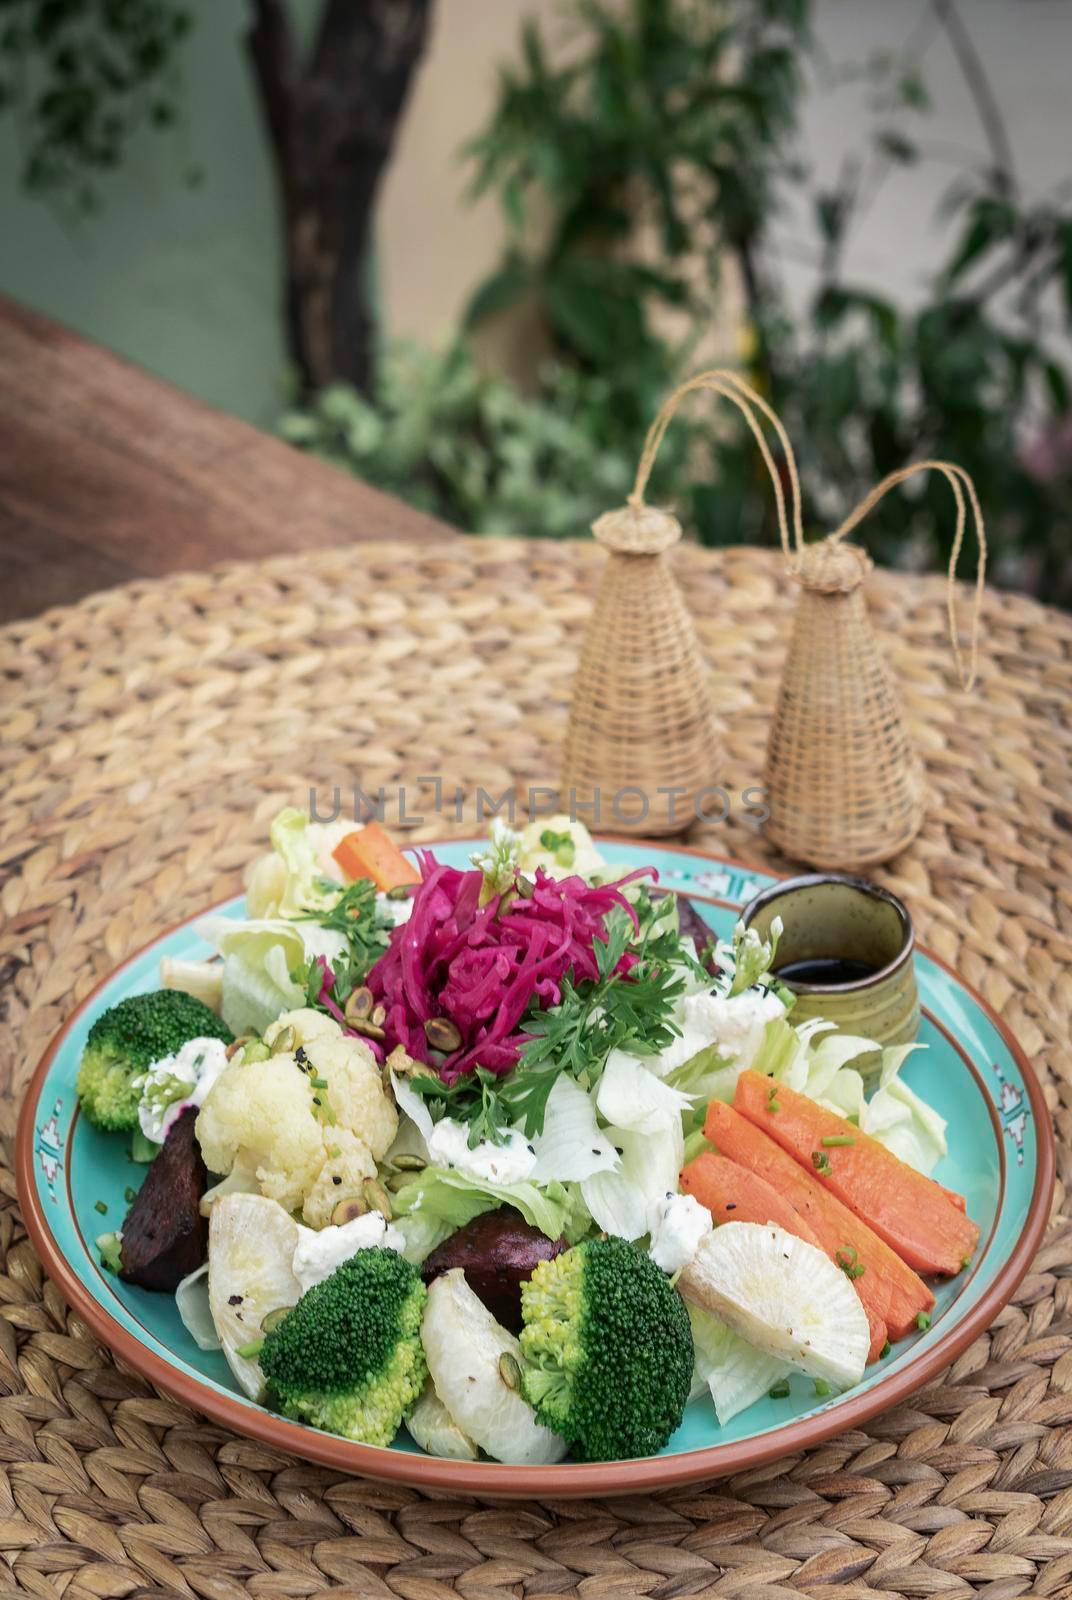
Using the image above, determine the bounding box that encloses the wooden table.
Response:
[0,296,453,624]
[1,536,1069,1596]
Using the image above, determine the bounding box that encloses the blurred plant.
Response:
[456,0,1072,597]
[0,0,194,213]
[280,343,687,537]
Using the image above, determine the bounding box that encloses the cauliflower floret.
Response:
[264,1009,340,1049]
[302,1129,376,1229]
[195,1010,398,1227]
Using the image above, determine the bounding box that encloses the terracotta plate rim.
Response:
[14,839,1056,1498]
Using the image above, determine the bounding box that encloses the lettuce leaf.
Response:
[198,914,347,1037]
[686,1302,792,1425]
[529,1074,618,1184]
[859,1045,944,1173]
[391,1165,590,1245]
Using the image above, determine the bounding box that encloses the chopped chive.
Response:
[813,1378,831,1397]
[94,1200,108,1215]
[835,1245,865,1280]
[811,1150,832,1176]
[915,1312,931,1332]
[880,1340,891,1359]
[960,1255,972,1271]
[766,1088,780,1113]
[328,1145,342,1160]
[123,1186,136,1205]
[820,1134,855,1147]
[311,1076,328,1089]
[235,1339,264,1360]
[768,1378,791,1400]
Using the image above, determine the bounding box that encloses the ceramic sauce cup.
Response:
[740,873,919,1071]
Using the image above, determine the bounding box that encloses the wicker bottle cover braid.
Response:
[765,460,987,870]
[562,371,798,837]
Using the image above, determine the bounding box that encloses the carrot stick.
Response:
[733,1071,978,1278]
[706,1100,933,1344]
[681,1151,822,1245]
[332,821,420,892]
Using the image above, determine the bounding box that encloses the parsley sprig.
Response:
[296,877,392,1012]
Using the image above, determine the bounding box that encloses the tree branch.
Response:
[934,0,1018,198]
[247,0,299,167]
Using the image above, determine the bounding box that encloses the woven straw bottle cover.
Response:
[765,457,987,870]
[562,370,800,836]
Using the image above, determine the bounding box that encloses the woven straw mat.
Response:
[0,539,1070,1600]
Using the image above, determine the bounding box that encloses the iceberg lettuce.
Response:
[197,914,347,1037]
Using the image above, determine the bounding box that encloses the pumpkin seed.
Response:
[260,1307,291,1336]
[424,1016,462,1053]
[363,1178,393,1220]
[515,875,536,899]
[345,987,374,1023]
[371,1003,387,1027]
[392,1153,426,1172]
[272,1024,296,1054]
[331,1196,367,1225]
[498,1352,522,1391]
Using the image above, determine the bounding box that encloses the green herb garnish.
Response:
[821,1134,855,1148]
[915,1312,931,1331]
[94,1199,108,1215]
[811,1150,832,1176]
[768,1378,791,1399]
[96,1232,123,1273]
[766,1087,781,1114]
[813,1378,831,1397]
[539,828,576,867]
[123,1186,137,1205]
[835,1246,865,1281]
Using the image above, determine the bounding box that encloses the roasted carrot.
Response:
[332,821,420,892]
[681,1151,823,1245]
[733,1071,978,1278]
[706,1100,933,1345]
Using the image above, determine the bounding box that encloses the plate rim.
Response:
[14,838,1056,1497]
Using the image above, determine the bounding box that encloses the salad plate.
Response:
[16,836,1053,1496]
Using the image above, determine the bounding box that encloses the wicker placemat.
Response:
[1,539,1070,1599]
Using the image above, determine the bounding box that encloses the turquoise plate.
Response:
[16,841,1054,1497]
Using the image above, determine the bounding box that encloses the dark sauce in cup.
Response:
[774,955,879,987]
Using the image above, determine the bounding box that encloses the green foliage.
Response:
[76,989,232,1132]
[279,0,1072,594]
[460,0,1071,593]
[519,1235,694,1460]
[279,343,687,538]
[0,0,194,213]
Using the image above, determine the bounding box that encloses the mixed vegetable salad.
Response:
[78,813,979,1464]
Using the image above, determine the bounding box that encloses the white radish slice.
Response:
[406,1381,479,1461]
[208,1193,302,1400]
[679,1221,870,1391]
[421,1270,567,1465]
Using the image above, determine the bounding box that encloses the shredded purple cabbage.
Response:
[366,855,649,1083]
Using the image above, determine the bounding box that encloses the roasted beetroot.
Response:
[119,1107,207,1291]
[421,1208,567,1332]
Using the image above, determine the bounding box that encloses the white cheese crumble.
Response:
[426,1118,537,1184]
[683,988,786,1073]
[292,1211,405,1294]
[137,1036,231,1145]
[648,1192,712,1274]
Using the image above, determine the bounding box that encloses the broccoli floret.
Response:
[77,990,232,1132]
[259,1247,427,1446]
[519,1235,693,1461]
